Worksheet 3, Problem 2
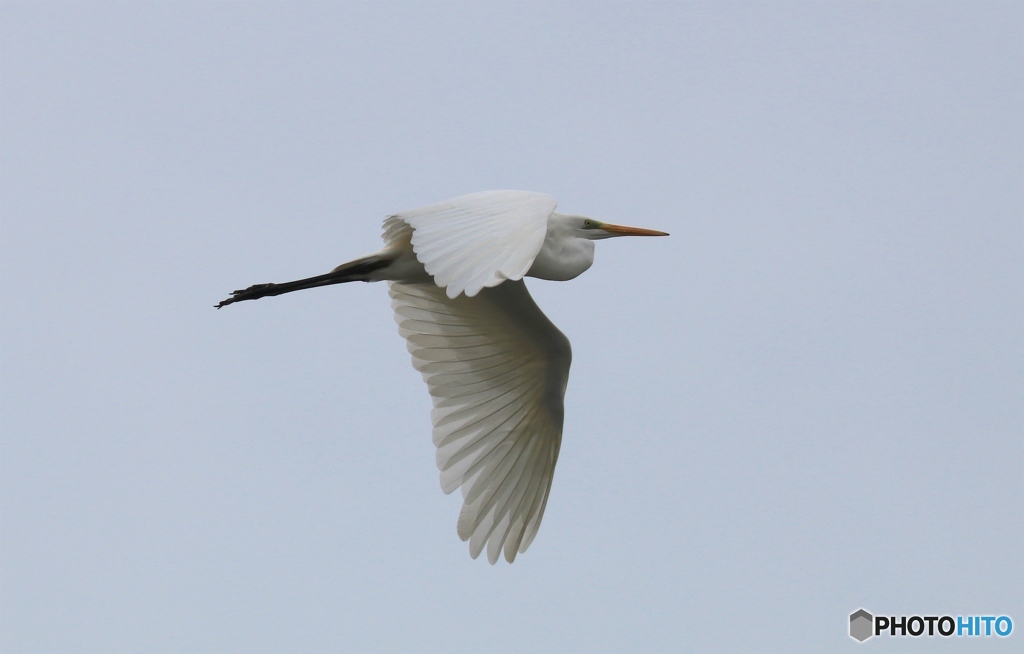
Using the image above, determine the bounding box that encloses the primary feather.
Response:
[389,280,570,563]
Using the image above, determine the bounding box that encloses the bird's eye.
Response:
[583,220,594,228]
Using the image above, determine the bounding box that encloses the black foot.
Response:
[215,283,276,309]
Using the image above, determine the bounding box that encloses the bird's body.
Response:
[217,190,667,563]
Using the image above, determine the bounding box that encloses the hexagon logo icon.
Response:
[850,609,874,642]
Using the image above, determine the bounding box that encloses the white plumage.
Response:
[217,190,668,563]
[390,280,568,563]
[388,191,557,298]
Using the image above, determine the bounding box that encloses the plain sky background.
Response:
[2,2,1021,652]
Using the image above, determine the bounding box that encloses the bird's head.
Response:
[569,216,670,240]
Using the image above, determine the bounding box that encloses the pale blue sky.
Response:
[2,2,1021,652]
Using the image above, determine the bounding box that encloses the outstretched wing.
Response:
[382,190,557,298]
[389,279,571,563]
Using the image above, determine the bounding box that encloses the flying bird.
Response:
[216,190,668,563]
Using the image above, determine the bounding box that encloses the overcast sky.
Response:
[2,2,1021,652]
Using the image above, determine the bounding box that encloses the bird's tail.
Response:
[215,253,393,308]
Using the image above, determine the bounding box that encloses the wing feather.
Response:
[389,279,571,563]
[383,191,557,298]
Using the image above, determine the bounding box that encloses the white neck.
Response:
[527,213,596,281]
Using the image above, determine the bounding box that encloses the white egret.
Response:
[217,190,668,563]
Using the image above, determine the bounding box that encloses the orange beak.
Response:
[601,223,670,237]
